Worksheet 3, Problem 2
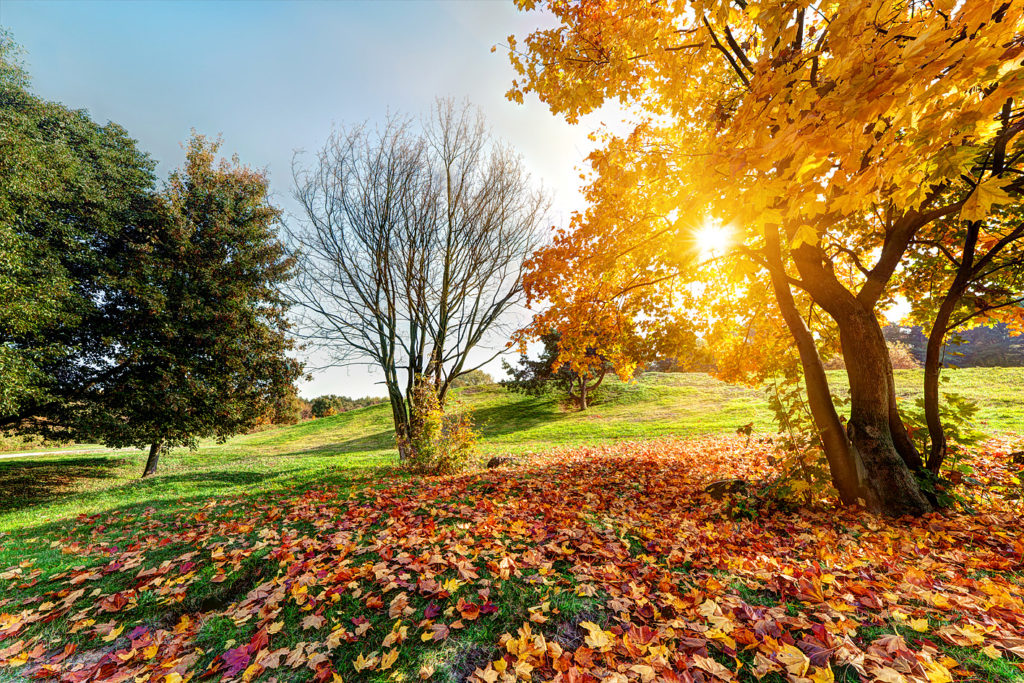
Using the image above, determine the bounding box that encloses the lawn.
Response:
[0,370,1022,682]
[2,369,1022,533]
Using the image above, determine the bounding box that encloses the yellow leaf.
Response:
[103,625,124,642]
[776,643,810,678]
[630,664,656,682]
[164,675,184,683]
[267,621,284,634]
[474,665,499,683]
[909,618,929,632]
[981,645,1001,659]
[353,653,378,672]
[791,224,818,249]
[809,665,835,683]
[961,177,1014,221]
[921,659,952,683]
[580,621,612,650]
[698,599,720,617]
[380,648,399,671]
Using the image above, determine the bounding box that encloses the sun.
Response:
[694,223,732,258]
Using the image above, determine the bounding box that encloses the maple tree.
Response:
[505,0,1024,516]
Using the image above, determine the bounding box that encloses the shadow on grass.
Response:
[5,463,390,541]
[470,394,571,440]
[137,469,302,489]
[297,430,396,455]
[0,456,123,514]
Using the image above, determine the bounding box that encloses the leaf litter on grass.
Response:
[0,436,1023,682]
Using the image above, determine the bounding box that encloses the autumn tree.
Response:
[903,197,1024,472]
[507,0,1024,515]
[289,99,547,458]
[503,331,616,410]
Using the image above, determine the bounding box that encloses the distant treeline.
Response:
[884,323,1024,368]
[307,395,387,419]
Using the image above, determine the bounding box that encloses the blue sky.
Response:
[2,0,614,398]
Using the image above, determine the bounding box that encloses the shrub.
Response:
[310,394,386,418]
[888,341,922,370]
[401,378,477,475]
[450,369,495,388]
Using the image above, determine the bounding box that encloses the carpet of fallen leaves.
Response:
[1,436,1023,683]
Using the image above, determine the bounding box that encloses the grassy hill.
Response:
[1,368,1022,531]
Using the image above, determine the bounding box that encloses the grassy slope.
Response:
[1,368,1022,532]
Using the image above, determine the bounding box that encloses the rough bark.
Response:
[142,441,163,478]
[389,383,412,461]
[788,239,932,516]
[838,311,933,516]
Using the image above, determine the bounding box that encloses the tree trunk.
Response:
[924,222,979,474]
[839,313,932,516]
[923,286,972,474]
[142,441,163,477]
[389,387,412,461]
[578,378,588,411]
[765,231,863,504]
[785,234,932,517]
[887,376,924,470]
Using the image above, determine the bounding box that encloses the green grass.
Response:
[1,368,1022,533]
[0,369,1022,682]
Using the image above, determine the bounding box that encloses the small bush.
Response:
[888,341,922,370]
[450,369,494,388]
[401,378,477,475]
[310,394,386,418]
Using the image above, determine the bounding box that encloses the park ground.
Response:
[0,370,1022,682]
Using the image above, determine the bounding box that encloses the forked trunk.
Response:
[765,233,862,504]
[143,441,163,477]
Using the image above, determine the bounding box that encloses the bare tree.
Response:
[288,99,547,457]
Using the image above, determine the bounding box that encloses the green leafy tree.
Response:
[72,136,302,476]
[1,33,158,427]
[450,369,494,388]
[310,394,386,418]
